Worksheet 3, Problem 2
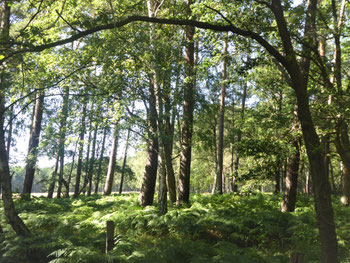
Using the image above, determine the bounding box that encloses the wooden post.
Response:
[290,253,305,263]
[106,221,115,254]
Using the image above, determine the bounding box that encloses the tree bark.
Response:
[65,140,78,197]
[162,87,176,205]
[6,104,13,158]
[215,33,228,195]
[281,132,301,211]
[81,122,92,194]
[119,125,131,194]
[0,125,30,236]
[73,102,87,198]
[138,81,159,206]
[104,124,119,196]
[57,87,69,198]
[87,122,98,196]
[22,89,45,199]
[177,0,195,205]
[233,82,247,187]
[158,152,167,215]
[47,152,59,198]
[94,125,107,194]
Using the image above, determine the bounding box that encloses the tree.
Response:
[73,101,87,198]
[177,0,196,205]
[87,121,98,196]
[119,123,131,194]
[215,33,228,195]
[0,0,30,236]
[56,87,69,198]
[94,125,108,194]
[281,107,301,212]
[22,89,45,199]
[104,123,119,196]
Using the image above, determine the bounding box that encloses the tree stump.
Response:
[290,253,305,263]
[105,221,115,254]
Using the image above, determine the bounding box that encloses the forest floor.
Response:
[0,193,349,263]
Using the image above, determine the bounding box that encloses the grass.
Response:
[0,192,349,262]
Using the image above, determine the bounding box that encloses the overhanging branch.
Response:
[1,16,288,69]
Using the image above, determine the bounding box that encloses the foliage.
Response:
[1,193,349,262]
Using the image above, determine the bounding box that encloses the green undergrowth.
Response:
[0,193,349,262]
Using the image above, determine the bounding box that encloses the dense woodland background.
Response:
[1,0,350,262]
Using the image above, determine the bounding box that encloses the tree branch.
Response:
[55,10,82,33]
[1,16,288,69]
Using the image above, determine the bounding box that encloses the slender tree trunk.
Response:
[139,81,159,206]
[22,89,45,199]
[162,93,176,206]
[274,88,283,194]
[47,153,59,198]
[156,86,168,213]
[94,125,107,194]
[65,140,78,197]
[330,160,336,193]
[211,114,218,195]
[87,123,98,196]
[73,102,86,198]
[57,87,69,198]
[6,104,13,158]
[233,82,247,186]
[334,119,350,205]
[230,99,236,192]
[281,134,301,211]
[104,124,119,196]
[119,125,131,194]
[177,0,195,205]
[81,124,92,194]
[216,33,228,195]
[158,152,167,215]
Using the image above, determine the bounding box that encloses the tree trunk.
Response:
[0,0,30,236]
[215,33,228,195]
[73,102,87,198]
[233,82,247,187]
[164,59,181,205]
[271,0,338,259]
[57,87,69,198]
[119,125,131,194]
[65,140,78,197]
[47,152,59,198]
[81,123,92,194]
[6,104,13,158]
[281,137,301,212]
[0,125,30,236]
[22,89,45,199]
[334,119,350,205]
[177,0,195,205]
[138,81,159,206]
[211,113,218,195]
[158,152,167,215]
[274,87,283,194]
[230,98,236,192]
[104,124,119,196]
[95,125,107,194]
[87,122,98,196]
